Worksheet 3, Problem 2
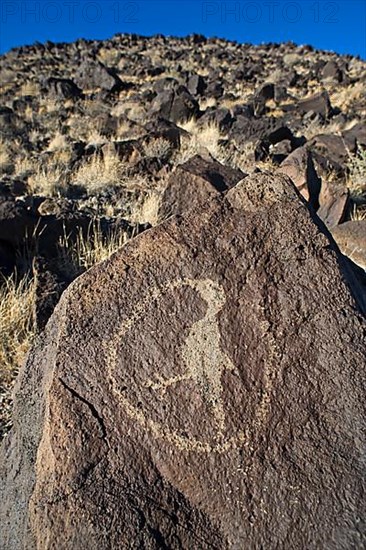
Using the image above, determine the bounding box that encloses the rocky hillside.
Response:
[0,34,366,548]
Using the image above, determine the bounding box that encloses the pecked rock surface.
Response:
[1,174,365,549]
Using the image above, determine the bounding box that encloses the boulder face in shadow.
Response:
[1,174,365,549]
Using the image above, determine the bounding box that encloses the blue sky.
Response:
[0,1,365,58]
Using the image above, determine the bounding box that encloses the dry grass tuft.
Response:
[176,119,226,163]
[0,275,36,438]
[58,221,130,277]
[347,147,366,198]
[47,132,69,152]
[14,155,35,178]
[0,138,12,173]
[18,81,40,97]
[72,152,126,193]
[28,164,68,196]
[143,137,172,159]
[128,190,162,226]
[87,130,108,147]
[350,205,366,221]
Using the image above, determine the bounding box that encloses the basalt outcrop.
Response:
[1,174,365,549]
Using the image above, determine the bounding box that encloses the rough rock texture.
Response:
[149,86,200,123]
[75,60,124,92]
[278,146,321,207]
[1,174,365,549]
[158,155,245,220]
[317,181,350,228]
[331,220,366,270]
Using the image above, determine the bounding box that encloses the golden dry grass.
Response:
[28,164,68,196]
[18,81,40,97]
[0,138,11,173]
[347,147,366,198]
[176,119,226,163]
[14,155,35,178]
[47,132,69,152]
[350,205,366,221]
[143,137,172,159]
[72,152,126,193]
[0,275,36,438]
[58,221,130,277]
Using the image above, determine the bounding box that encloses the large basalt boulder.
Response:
[1,174,366,549]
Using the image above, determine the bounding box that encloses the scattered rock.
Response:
[149,86,199,123]
[75,60,124,92]
[45,78,82,99]
[317,182,350,228]
[284,91,333,118]
[321,60,343,83]
[205,80,224,99]
[0,106,15,129]
[331,220,366,270]
[278,146,321,207]
[198,107,234,132]
[143,118,187,148]
[187,74,206,96]
[342,122,366,151]
[309,134,349,171]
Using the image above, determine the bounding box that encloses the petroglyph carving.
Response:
[106,277,275,453]
[146,279,238,435]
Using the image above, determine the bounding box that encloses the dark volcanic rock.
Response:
[342,122,366,151]
[317,181,350,228]
[187,74,206,96]
[284,91,333,118]
[1,174,365,549]
[331,220,366,270]
[45,78,82,99]
[321,60,343,83]
[0,106,15,129]
[278,146,321,207]
[149,86,199,123]
[75,60,124,92]
[309,134,349,171]
[158,155,245,220]
[32,257,67,331]
[198,107,234,131]
[144,118,188,148]
[298,91,333,117]
[0,198,36,247]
